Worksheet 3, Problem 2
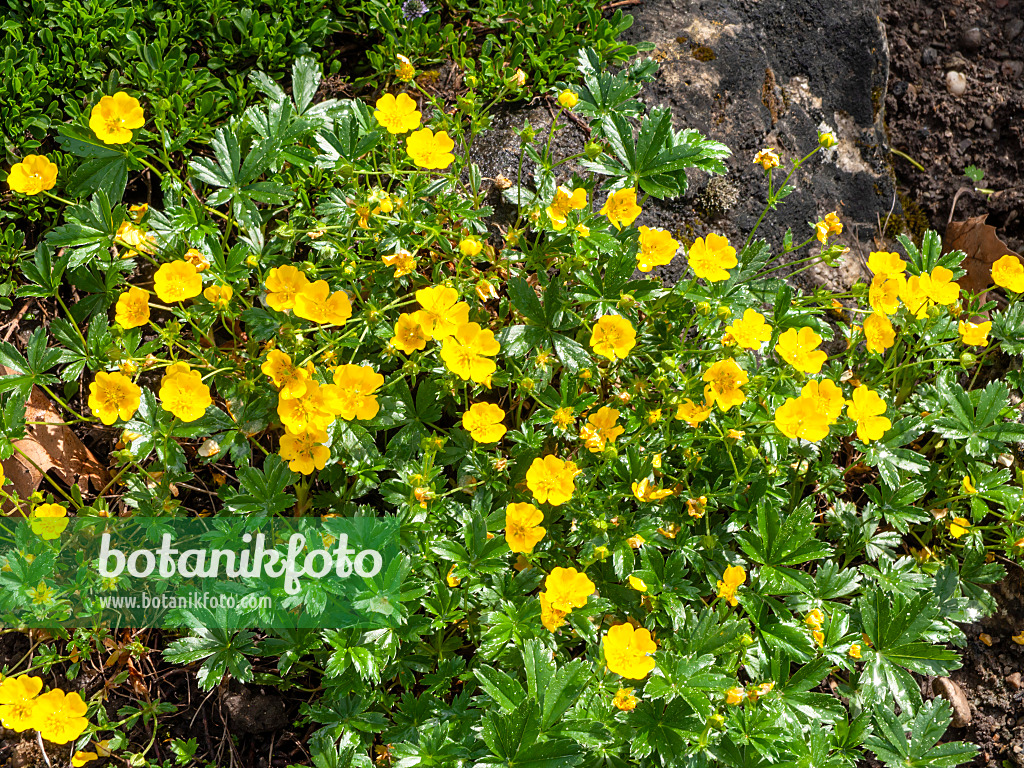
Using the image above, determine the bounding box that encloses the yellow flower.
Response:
[526,455,577,506]
[687,233,738,282]
[803,379,846,425]
[992,254,1024,293]
[775,394,830,442]
[863,312,895,353]
[675,398,713,427]
[265,265,311,312]
[724,309,772,350]
[278,381,333,434]
[544,567,595,612]
[716,564,746,606]
[441,322,501,384]
[504,502,545,553]
[847,385,891,443]
[551,407,575,428]
[373,92,422,134]
[153,261,202,303]
[406,128,456,170]
[612,688,639,711]
[958,320,991,347]
[580,406,624,452]
[391,313,429,354]
[900,267,961,317]
[204,284,233,309]
[510,68,528,88]
[868,274,903,316]
[557,89,579,109]
[775,326,827,374]
[540,591,567,632]
[129,203,148,222]
[628,575,648,592]
[647,409,662,425]
[0,675,43,731]
[322,364,385,420]
[848,644,862,659]
[261,350,312,399]
[748,681,775,702]
[546,186,588,230]
[628,534,646,549]
[600,188,642,230]
[636,227,679,272]
[159,363,212,422]
[813,629,825,647]
[294,281,353,325]
[89,91,145,144]
[459,238,482,257]
[949,517,971,538]
[753,148,780,170]
[462,402,507,443]
[687,496,707,518]
[590,314,636,360]
[867,251,907,277]
[575,223,590,237]
[32,689,89,745]
[7,155,58,195]
[702,359,748,411]
[818,128,837,148]
[603,623,657,679]
[395,54,416,82]
[632,477,673,503]
[415,286,470,339]
[114,286,150,329]
[88,371,141,426]
[815,220,830,244]
[279,427,330,475]
[725,687,746,705]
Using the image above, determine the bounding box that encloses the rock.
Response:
[933,677,972,727]
[983,115,995,131]
[222,689,290,734]
[1008,672,1023,690]
[1006,18,1024,42]
[922,46,939,66]
[613,0,898,291]
[960,27,984,52]
[946,70,968,95]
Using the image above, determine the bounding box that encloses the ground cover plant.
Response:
[2,6,1024,768]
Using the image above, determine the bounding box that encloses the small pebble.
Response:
[1007,18,1024,42]
[946,70,968,96]
[1009,672,1023,691]
[933,677,972,727]
[960,27,983,51]
[1002,60,1024,80]
[983,115,994,130]
[922,46,939,66]
[965,118,976,130]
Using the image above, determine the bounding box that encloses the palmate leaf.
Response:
[929,374,1024,456]
[866,699,975,768]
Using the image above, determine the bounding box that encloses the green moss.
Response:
[883,191,930,244]
[690,45,717,62]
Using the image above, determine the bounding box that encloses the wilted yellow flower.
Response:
[949,517,971,538]
[395,54,415,82]
[961,475,977,495]
[632,477,673,503]
[716,564,746,606]
[383,249,416,278]
[725,687,746,705]
[753,148,780,169]
[612,688,639,711]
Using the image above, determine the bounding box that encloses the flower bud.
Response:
[697,301,712,316]
[618,293,636,310]
[716,305,731,320]
[520,377,535,392]
[457,96,474,113]
[927,304,942,319]
[465,75,478,89]
[557,89,579,109]
[960,352,976,367]
[338,162,355,178]
[584,141,603,160]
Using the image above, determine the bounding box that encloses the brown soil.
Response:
[882,0,1024,252]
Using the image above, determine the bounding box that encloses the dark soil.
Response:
[882,0,1024,254]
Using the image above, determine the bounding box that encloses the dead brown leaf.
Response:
[0,365,109,513]
[944,213,1022,296]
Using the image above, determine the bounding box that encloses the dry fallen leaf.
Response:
[0,364,109,513]
[944,213,1022,296]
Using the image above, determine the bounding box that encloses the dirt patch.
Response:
[881,0,1024,253]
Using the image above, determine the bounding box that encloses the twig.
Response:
[601,0,641,8]
[35,731,52,768]
[890,147,926,172]
[1,299,32,343]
